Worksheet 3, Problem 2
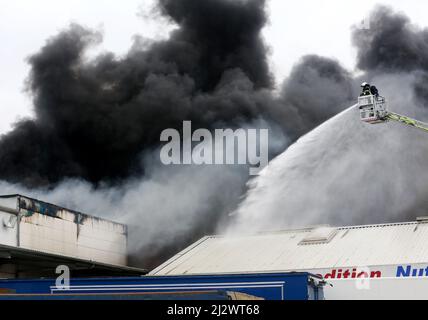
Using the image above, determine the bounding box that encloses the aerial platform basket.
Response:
[358,94,388,124]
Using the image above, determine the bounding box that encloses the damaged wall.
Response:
[0,195,127,266]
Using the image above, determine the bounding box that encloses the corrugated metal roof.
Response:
[150,221,428,275]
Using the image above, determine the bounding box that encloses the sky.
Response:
[1,0,428,135]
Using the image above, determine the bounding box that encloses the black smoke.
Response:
[157,0,272,90]
[353,6,428,73]
[0,0,360,268]
[0,0,351,188]
[278,55,354,139]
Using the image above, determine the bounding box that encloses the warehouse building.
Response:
[0,195,145,278]
[151,219,428,299]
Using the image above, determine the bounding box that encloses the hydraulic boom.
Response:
[385,112,428,133]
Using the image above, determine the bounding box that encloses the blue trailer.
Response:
[0,291,241,300]
[0,272,324,300]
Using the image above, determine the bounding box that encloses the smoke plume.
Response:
[0,0,368,267]
[278,55,354,139]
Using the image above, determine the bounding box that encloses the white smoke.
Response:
[226,73,428,234]
[0,159,248,260]
[0,118,287,265]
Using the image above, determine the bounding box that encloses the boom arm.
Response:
[386,112,428,133]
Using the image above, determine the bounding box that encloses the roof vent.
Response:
[417,216,428,223]
[299,226,338,245]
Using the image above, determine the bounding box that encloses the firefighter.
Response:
[360,82,371,96]
[370,85,379,97]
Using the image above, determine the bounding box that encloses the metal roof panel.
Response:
[150,221,428,275]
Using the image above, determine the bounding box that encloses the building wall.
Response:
[18,207,127,266]
[324,277,428,300]
[77,218,127,266]
[0,195,128,267]
[19,209,78,258]
[0,211,17,247]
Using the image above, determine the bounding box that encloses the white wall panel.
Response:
[0,211,17,247]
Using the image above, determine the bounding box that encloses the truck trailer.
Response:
[0,272,324,300]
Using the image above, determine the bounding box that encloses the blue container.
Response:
[0,272,323,300]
